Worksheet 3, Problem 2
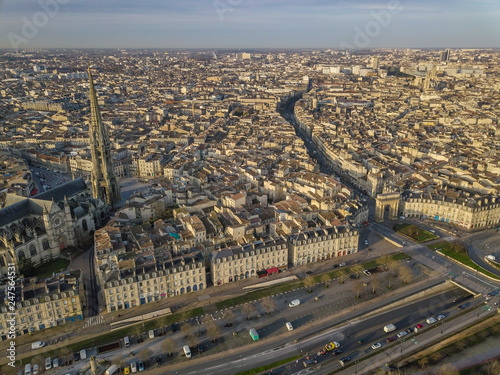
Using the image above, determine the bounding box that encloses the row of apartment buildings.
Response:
[99,224,359,313]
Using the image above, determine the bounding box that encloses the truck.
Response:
[325,341,341,351]
[249,328,259,341]
[384,324,397,333]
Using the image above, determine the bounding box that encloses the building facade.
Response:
[101,253,205,313]
[288,226,359,267]
[0,271,83,340]
[401,194,500,229]
[210,238,288,286]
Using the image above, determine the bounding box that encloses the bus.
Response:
[249,328,259,341]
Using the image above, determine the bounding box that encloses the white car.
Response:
[371,342,382,350]
[400,216,406,220]
[397,331,407,338]
[364,240,369,245]
[426,317,437,324]
[437,314,446,320]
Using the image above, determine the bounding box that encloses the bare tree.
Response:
[352,280,363,299]
[261,298,277,315]
[162,337,176,356]
[201,314,214,326]
[338,270,347,284]
[435,363,459,375]
[352,263,364,279]
[139,348,153,365]
[185,333,197,348]
[429,351,443,364]
[241,303,256,320]
[398,264,413,284]
[224,309,235,324]
[31,355,44,370]
[303,275,315,293]
[371,274,380,294]
[378,255,392,271]
[59,346,73,365]
[207,324,221,343]
[132,323,143,342]
[418,357,429,370]
[160,314,170,335]
[483,360,500,375]
[181,322,194,339]
[320,273,332,288]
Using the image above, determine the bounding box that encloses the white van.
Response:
[285,322,294,331]
[289,299,300,308]
[130,362,137,373]
[105,364,119,375]
[80,349,87,360]
[183,345,192,358]
[24,364,32,375]
[148,329,155,339]
[31,341,45,350]
[124,336,130,347]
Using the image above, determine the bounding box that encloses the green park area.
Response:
[428,241,500,280]
[393,223,439,243]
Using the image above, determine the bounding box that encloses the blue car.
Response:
[138,361,144,372]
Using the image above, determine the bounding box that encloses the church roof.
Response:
[33,178,87,202]
[0,179,88,228]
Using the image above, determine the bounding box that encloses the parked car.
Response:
[197,344,204,353]
[224,322,233,327]
[171,323,179,332]
[397,331,408,338]
[124,366,130,375]
[364,240,369,245]
[437,314,446,321]
[426,317,437,324]
[52,358,59,368]
[371,342,382,350]
[386,336,397,343]
[358,338,367,344]
[138,361,144,372]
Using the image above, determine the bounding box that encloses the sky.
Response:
[0,0,499,49]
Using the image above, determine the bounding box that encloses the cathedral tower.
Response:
[88,65,121,207]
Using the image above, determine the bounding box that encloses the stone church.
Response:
[0,178,108,279]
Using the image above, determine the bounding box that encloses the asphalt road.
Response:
[144,286,468,375]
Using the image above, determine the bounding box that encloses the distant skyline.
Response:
[0,0,499,50]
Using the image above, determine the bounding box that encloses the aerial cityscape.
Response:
[0,1,500,375]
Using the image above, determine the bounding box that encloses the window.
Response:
[42,239,50,250]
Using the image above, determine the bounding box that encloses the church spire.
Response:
[88,64,121,207]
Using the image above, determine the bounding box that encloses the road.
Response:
[96,287,477,375]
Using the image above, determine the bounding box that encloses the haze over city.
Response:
[0,0,500,49]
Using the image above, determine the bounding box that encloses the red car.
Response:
[386,336,397,343]
[414,324,424,332]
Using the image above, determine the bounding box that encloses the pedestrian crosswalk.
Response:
[83,315,105,328]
